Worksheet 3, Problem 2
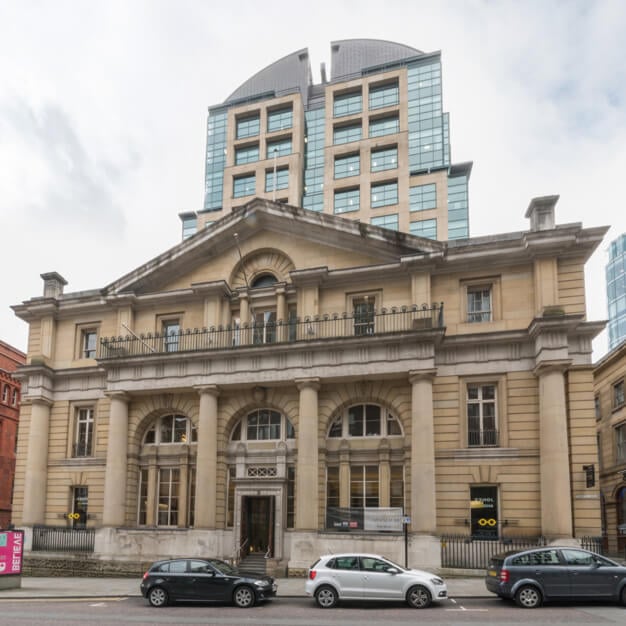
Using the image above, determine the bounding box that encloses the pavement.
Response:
[0,574,489,599]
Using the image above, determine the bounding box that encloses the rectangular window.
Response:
[287,466,295,528]
[162,319,181,352]
[371,181,398,208]
[326,466,339,510]
[410,218,437,239]
[188,468,196,528]
[264,168,289,193]
[371,214,399,231]
[333,91,362,117]
[71,486,89,529]
[73,407,94,457]
[233,173,256,198]
[253,310,277,344]
[226,466,235,527]
[181,215,197,239]
[410,183,436,211]
[350,465,379,508]
[334,153,360,179]
[81,329,97,359]
[369,82,399,110]
[616,424,626,462]
[390,465,404,509]
[595,395,601,420]
[369,115,399,138]
[158,468,180,526]
[467,384,498,447]
[353,296,375,336]
[236,115,260,139]
[334,188,360,214]
[138,468,148,525]
[467,285,492,323]
[266,137,292,158]
[614,380,625,409]
[267,107,293,133]
[371,146,397,172]
[470,486,498,539]
[333,123,362,145]
[235,144,259,165]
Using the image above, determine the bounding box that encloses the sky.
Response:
[1,0,625,361]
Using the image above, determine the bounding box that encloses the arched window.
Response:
[230,409,295,441]
[138,413,197,528]
[327,404,403,438]
[251,273,278,288]
[143,414,197,444]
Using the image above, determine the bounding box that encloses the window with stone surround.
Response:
[614,380,625,410]
[230,409,295,442]
[467,383,498,447]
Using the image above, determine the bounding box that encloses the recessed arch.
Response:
[230,248,295,289]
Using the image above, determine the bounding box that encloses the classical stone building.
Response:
[0,340,26,528]
[12,195,605,572]
[595,340,626,555]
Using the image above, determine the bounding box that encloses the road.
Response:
[0,596,624,625]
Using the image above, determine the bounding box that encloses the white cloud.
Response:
[1,0,624,360]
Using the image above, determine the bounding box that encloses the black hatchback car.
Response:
[140,558,277,608]
[485,546,626,608]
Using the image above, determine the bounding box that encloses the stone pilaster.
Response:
[194,385,220,528]
[22,399,53,525]
[295,378,320,530]
[102,392,129,526]
[409,369,437,533]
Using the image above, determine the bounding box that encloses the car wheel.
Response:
[406,584,432,608]
[315,585,338,608]
[514,584,542,609]
[233,584,255,608]
[147,586,169,608]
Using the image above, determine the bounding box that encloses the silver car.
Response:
[305,553,447,608]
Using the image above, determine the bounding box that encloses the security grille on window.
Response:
[467,286,492,322]
[467,384,498,447]
[73,408,94,457]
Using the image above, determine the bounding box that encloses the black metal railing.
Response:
[99,303,444,359]
[440,534,606,569]
[31,525,95,553]
[468,429,499,447]
[72,442,92,457]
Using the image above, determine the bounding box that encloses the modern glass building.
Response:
[607,233,626,349]
[182,39,471,241]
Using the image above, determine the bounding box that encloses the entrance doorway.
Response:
[241,496,274,556]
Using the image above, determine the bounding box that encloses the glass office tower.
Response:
[607,233,626,349]
[186,39,471,242]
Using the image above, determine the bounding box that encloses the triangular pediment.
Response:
[105,198,445,296]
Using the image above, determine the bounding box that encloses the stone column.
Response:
[295,378,320,530]
[22,399,52,525]
[194,386,219,528]
[276,286,287,342]
[102,393,129,526]
[536,362,573,538]
[409,370,437,533]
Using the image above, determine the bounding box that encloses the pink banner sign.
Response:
[0,531,23,575]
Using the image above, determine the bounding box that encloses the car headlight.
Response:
[254,580,269,587]
[430,577,444,586]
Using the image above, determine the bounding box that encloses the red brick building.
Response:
[0,340,25,528]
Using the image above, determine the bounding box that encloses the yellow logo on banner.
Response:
[67,512,80,520]
[478,518,497,527]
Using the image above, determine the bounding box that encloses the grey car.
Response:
[485,546,626,608]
